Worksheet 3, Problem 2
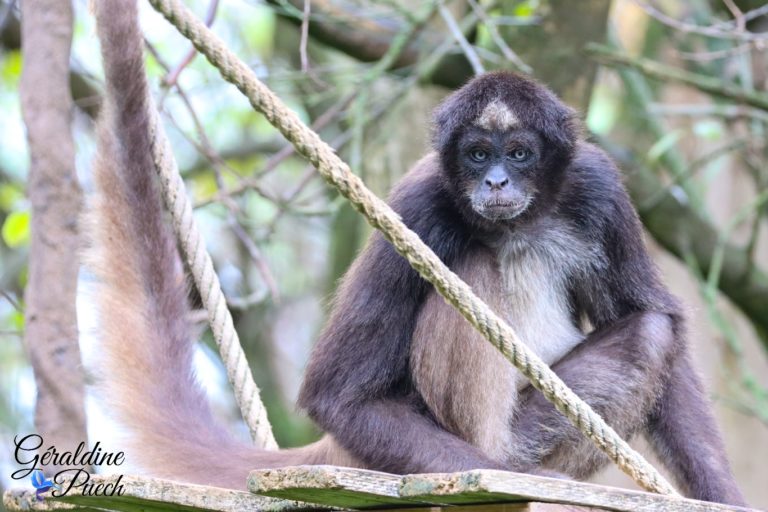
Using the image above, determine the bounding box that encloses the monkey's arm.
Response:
[508,143,746,506]
[298,158,503,473]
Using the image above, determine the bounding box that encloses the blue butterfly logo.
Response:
[30,469,61,501]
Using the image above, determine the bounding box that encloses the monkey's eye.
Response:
[469,149,488,162]
[509,148,530,161]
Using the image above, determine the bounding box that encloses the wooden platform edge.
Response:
[247,466,765,512]
[3,474,317,512]
[399,470,762,512]
[248,465,447,508]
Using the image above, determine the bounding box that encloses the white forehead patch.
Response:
[475,99,519,131]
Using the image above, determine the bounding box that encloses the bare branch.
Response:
[264,0,475,87]
[633,0,768,42]
[437,0,484,75]
[148,41,282,302]
[587,43,768,111]
[722,0,745,32]
[164,0,220,87]
[300,0,311,73]
[649,103,768,122]
[467,0,531,73]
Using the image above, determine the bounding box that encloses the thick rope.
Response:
[147,0,678,496]
[146,97,278,451]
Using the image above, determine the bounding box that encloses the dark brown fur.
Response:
[90,2,746,505]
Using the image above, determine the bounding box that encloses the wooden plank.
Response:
[249,465,445,509]
[395,503,606,512]
[524,504,608,512]
[399,470,760,512]
[4,474,314,512]
[3,488,91,511]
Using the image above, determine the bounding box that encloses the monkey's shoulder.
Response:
[557,141,640,233]
[388,152,445,211]
[387,152,471,242]
[360,152,473,272]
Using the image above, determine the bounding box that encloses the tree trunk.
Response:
[19,0,88,471]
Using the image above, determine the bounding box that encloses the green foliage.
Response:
[1,210,30,248]
[0,182,23,211]
[0,51,22,86]
[692,119,723,141]
[511,0,539,18]
[647,130,683,165]
[189,171,219,200]
[586,84,620,136]
[8,309,23,332]
[238,4,275,55]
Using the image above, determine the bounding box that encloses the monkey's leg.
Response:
[646,353,746,506]
[335,396,507,474]
[506,311,675,478]
[506,312,746,506]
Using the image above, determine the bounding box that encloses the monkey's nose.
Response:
[484,166,509,190]
[484,176,509,190]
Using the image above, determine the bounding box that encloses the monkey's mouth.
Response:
[473,197,532,221]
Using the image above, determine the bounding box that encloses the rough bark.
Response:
[3,12,101,117]
[19,0,88,470]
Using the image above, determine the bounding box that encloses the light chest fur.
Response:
[410,219,602,461]
[497,222,598,381]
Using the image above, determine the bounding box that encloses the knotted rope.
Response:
[146,0,678,496]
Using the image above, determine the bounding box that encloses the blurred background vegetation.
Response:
[0,0,767,508]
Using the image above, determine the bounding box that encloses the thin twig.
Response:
[706,188,768,297]
[649,103,768,122]
[0,289,21,312]
[194,93,355,208]
[675,42,754,62]
[0,0,16,30]
[744,211,762,279]
[467,0,530,73]
[633,0,768,42]
[713,3,768,28]
[587,43,768,110]
[147,40,282,302]
[300,0,310,73]
[438,0,484,74]
[208,1,439,209]
[683,251,768,427]
[640,139,747,211]
[164,0,220,87]
[714,394,768,426]
[227,288,269,310]
[722,0,746,33]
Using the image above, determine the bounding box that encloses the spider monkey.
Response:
[87,0,746,506]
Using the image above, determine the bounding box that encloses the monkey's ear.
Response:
[535,99,580,154]
[430,92,475,154]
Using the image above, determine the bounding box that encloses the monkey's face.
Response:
[457,127,542,222]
